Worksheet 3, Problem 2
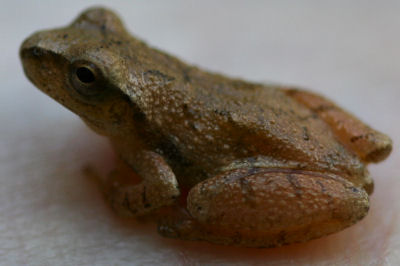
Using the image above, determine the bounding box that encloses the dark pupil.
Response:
[76,67,95,83]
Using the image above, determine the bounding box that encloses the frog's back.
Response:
[119,40,365,186]
[172,69,365,182]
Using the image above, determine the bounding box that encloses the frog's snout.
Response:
[20,43,52,72]
[20,30,65,67]
[20,39,45,86]
[21,32,47,76]
[21,45,48,58]
[20,40,52,88]
[20,31,69,98]
[20,31,46,57]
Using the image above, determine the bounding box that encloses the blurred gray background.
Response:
[1,1,399,265]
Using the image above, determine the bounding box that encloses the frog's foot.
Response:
[158,167,369,247]
[106,151,180,217]
[285,89,392,163]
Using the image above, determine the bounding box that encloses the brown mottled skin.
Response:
[20,7,392,247]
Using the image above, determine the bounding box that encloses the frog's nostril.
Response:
[32,47,47,57]
[28,46,48,57]
[21,47,48,58]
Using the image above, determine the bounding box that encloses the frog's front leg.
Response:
[108,150,180,216]
[158,167,369,247]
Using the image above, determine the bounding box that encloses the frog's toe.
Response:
[178,168,370,247]
[157,207,199,240]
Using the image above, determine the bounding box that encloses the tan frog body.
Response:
[20,7,392,247]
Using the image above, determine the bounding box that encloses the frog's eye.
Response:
[76,66,95,83]
[70,61,104,97]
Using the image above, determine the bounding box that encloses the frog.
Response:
[20,7,392,248]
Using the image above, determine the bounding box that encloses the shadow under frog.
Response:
[20,7,392,247]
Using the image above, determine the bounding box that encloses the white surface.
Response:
[1,1,399,265]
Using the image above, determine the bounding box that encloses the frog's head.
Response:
[20,7,145,136]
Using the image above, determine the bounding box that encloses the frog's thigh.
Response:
[108,151,180,217]
[160,168,369,247]
[285,88,392,162]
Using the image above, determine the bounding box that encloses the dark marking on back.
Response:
[312,104,335,113]
[350,133,374,143]
[144,70,175,84]
[182,67,191,83]
[302,126,310,141]
[316,180,326,192]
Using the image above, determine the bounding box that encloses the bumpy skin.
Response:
[20,7,392,247]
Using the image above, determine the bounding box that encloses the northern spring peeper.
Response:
[20,7,392,247]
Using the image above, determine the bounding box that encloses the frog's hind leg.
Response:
[285,89,392,163]
[158,167,369,247]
